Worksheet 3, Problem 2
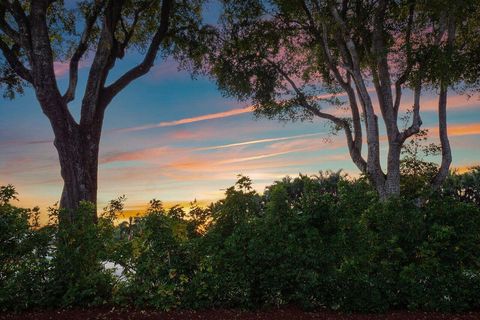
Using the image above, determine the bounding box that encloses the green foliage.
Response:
[0,186,50,311]
[113,199,195,310]
[399,128,440,197]
[0,184,18,205]
[1,172,480,312]
[207,0,480,122]
[48,202,115,307]
[443,167,480,206]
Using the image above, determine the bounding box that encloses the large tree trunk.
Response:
[56,137,98,212]
[52,119,102,222]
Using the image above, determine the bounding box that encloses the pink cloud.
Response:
[114,105,255,133]
[150,59,190,81]
[167,129,215,141]
[53,59,90,77]
[393,92,480,113]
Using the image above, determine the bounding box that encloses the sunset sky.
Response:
[1,39,480,217]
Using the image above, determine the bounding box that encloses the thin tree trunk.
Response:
[432,83,452,189]
[385,142,401,197]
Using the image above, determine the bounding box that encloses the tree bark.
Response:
[55,126,101,222]
[432,83,452,189]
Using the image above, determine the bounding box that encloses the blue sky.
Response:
[1,6,479,217]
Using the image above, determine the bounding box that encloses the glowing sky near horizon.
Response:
[1,9,480,216]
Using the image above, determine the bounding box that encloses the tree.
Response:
[208,0,480,199]
[0,0,206,220]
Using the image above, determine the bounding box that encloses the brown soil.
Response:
[1,307,479,320]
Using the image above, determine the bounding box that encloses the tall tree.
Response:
[0,0,206,220]
[208,0,479,199]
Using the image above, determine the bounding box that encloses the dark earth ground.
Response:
[2,307,480,320]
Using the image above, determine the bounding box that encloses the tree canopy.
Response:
[0,0,210,216]
[207,0,480,199]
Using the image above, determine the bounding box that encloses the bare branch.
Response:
[116,8,141,58]
[325,5,386,178]
[321,24,352,83]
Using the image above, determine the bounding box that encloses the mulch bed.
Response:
[1,307,479,320]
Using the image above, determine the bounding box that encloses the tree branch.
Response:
[102,0,173,105]
[0,39,32,82]
[63,0,106,103]
[393,1,415,116]
[398,82,422,143]
[299,3,365,172]
[2,0,33,61]
[0,6,22,45]
[319,23,363,155]
[28,0,78,131]
[330,4,386,183]
[79,0,125,125]
[432,18,455,189]
[371,0,396,137]
[264,56,367,173]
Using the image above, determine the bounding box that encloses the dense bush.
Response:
[0,192,116,310]
[47,202,115,307]
[0,186,50,310]
[1,169,479,313]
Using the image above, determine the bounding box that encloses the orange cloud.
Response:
[428,123,480,137]
[418,94,479,111]
[448,123,480,137]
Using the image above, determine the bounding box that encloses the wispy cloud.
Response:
[0,139,52,148]
[195,132,325,151]
[218,149,305,164]
[112,105,255,133]
[111,90,478,135]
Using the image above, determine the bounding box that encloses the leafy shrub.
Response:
[47,202,115,307]
[0,186,51,311]
[1,170,479,312]
[114,200,195,310]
